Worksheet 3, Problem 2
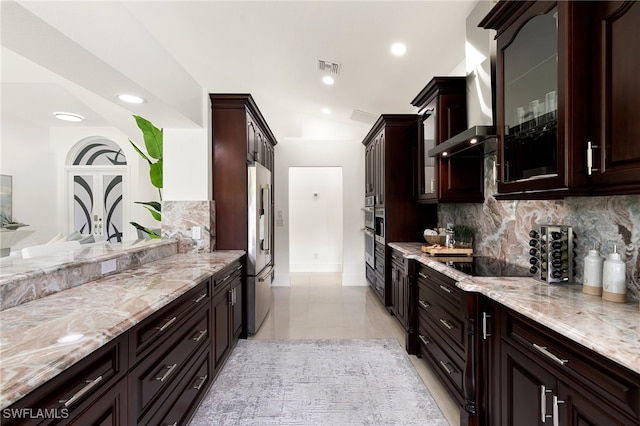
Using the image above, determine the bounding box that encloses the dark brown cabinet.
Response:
[3,257,246,426]
[480,0,640,199]
[589,1,640,194]
[128,280,212,425]
[362,115,437,305]
[390,248,409,328]
[2,335,128,426]
[211,260,243,371]
[415,264,467,410]
[494,303,640,426]
[211,94,277,253]
[411,76,484,203]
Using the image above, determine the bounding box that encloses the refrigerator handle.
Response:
[258,265,274,282]
[261,185,271,254]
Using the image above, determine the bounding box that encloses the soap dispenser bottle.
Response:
[582,243,603,296]
[602,245,627,303]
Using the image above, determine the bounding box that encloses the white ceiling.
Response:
[1,0,479,142]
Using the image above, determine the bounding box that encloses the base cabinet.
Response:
[495,305,640,426]
[4,258,245,426]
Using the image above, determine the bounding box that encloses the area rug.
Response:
[189,339,449,425]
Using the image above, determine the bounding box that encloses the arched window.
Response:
[66,137,128,243]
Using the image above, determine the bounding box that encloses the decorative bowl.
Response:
[423,235,446,246]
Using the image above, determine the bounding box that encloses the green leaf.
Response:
[134,201,161,213]
[144,206,161,221]
[133,115,163,160]
[129,139,152,164]
[130,222,161,239]
[149,160,163,189]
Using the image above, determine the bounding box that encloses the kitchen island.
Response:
[0,249,244,416]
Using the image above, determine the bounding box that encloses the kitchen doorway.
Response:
[288,167,343,285]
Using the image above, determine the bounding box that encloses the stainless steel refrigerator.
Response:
[247,161,274,334]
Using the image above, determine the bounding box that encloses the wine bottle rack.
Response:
[528,225,575,283]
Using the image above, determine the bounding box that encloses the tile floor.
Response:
[250,272,460,425]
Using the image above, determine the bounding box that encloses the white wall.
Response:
[289,167,343,272]
[274,129,367,286]
[163,127,209,201]
[0,117,157,248]
[1,117,56,249]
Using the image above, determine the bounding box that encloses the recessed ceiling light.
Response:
[322,75,335,85]
[391,42,407,56]
[322,108,331,115]
[54,112,84,122]
[117,93,146,104]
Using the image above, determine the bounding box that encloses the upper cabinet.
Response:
[481,1,640,199]
[411,77,484,203]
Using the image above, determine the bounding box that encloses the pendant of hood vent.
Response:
[427,125,496,158]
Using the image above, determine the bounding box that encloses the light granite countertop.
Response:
[389,242,640,375]
[0,250,244,409]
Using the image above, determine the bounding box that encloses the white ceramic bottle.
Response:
[602,245,627,303]
[582,243,603,296]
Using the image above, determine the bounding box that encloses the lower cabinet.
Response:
[389,247,415,354]
[4,257,245,426]
[497,306,640,426]
[2,335,128,426]
[409,262,640,426]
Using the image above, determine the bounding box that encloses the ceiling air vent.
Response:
[317,59,341,75]
[350,109,378,125]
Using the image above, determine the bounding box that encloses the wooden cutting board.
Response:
[421,245,473,256]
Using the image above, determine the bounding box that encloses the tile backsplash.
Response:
[438,155,640,301]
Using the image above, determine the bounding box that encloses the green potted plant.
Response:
[129,115,163,239]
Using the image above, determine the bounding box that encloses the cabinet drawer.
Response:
[67,377,128,426]
[390,249,407,273]
[417,283,464,353]
[149,348,212,426]
[3,336,127,426]
[417,319,464,398]
[212,261,242,295]
[416,265,460,305]
[503,310,640,420]
[130,306,210,424]
[129,280,210,365]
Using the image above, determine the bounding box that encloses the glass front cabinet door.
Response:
[483,1,640,198]
[411,76,483,203]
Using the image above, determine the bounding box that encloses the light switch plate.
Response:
[101,259,117,275]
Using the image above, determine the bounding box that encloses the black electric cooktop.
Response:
[430,256,532,277]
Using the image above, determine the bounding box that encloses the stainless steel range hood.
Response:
[427,125,496,158]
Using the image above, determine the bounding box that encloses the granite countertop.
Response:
[389,242,640,375]
[0,250,244,409]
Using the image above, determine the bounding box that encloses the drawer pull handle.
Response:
[439,284,452,293]
[59,375,103,408]
[193,293,207,303]
[191,329,207,342]
[418,300,430,309]
[533,344,568,366]
[540,385,553,423]
[166,422,178,426]
[419,334,430,346]
[157,316,178,333]
[418,272,428,279]
[553,395,565,426]
[439,319,454,330]
[439,360,455,375]
[218,274,232,285]
[155,363,178,382]
[193,374,209,391]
